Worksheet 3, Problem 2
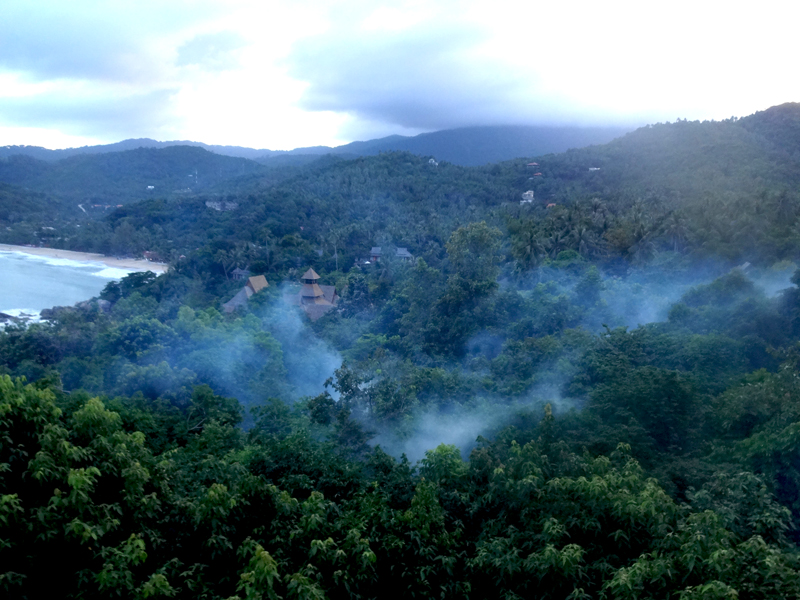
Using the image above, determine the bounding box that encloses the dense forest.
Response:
[4,103,800,598]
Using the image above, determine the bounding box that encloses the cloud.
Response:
[0,1,230,83]
[2,0,799,149]
[0,4,143,82]
[177,31,247,71]
[285,0,800,135]
[287,21,544,132]
[0,88,180,140]
[0,0,346,148]
[0,1,242,142]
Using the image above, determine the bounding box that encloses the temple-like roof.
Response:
[302,282,325,298]
[301,267,320,281]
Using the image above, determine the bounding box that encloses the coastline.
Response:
[0,244,169,274]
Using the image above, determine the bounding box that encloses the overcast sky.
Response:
[1,0,798,150]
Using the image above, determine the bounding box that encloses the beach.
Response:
[0,245,169,319]
[0,244,168,274]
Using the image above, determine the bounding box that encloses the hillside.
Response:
[0,138,280,161]
[507,113,800,205]
[737,102,800,160]
[4,106,800,265]
[0,182,66,222]
[291,125,631,166]
[60,108,799,262]
[3,105,800,269]
[0,146,270,204]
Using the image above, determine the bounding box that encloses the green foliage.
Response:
[6,108,800,597]
[2,368,800,600]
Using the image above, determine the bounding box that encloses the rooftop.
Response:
[301,267,321,281]
[247,275,269,293]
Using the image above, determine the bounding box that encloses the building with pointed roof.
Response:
[300,268,330,306]
[286,267,338,320]
[222,275,270,313]
[247,275,269,294]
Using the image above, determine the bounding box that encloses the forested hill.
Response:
[530,102,800,202]
[0,146,272,204]
[19,103,798,266]
[0,183,64,222]
[287,124,632,165]
[0,138,280,162]
[738,101,800,158]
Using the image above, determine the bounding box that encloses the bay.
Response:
[0,251,132,316]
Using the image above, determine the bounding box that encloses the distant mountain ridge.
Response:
[2,102,800,259]
[0,139,274,162]
[1,125,633,167]
[2,103,798,212]
[0,146,267,204]
[75,101,800,267]
[6,105,799,169]
[296,126,632,166]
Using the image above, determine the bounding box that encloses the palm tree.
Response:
[215,249,237,280]
[570,225,602,257]
[661,211,689,252]
[548,229,570,258]
[512,226,547,269]
[623,201,657,263]
[588,198,610,230]
[261,231,278,272]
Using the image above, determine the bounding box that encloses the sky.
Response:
[0,0,798,151]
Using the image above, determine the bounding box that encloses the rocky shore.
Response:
[39,298,113,321]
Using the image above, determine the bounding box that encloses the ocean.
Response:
[0,250,133,319]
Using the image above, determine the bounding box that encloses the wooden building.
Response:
[369,247,413,262]
[284,267,338,320]
[222,275,269,313]
[231,267,251,280]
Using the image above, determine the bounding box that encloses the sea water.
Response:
[0,251,133,319]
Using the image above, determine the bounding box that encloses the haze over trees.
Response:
[4,103,800,598]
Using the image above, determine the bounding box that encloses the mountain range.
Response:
[0,125,631,167]
[2,103,799,226]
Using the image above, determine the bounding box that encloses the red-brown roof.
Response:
[247,275,269,293]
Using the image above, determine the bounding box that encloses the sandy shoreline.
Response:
[0,244,169,274]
